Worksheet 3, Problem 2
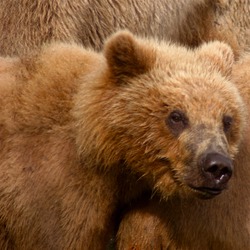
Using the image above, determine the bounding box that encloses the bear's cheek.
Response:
[151,143,191,198]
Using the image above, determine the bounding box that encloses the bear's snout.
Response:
[201,152,233,185]
[187,151,234,198]
[195,152,233,197]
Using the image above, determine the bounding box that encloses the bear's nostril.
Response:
[206,164,218,174]
[220,166,232,177]
[201,152,233,184]
[206,163,232,181]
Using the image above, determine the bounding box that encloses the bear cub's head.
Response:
[75,31,245,199]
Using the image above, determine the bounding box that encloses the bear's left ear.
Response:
[104,30,156,83]
[198,41,234,76]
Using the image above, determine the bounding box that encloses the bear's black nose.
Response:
[201,152,233,185]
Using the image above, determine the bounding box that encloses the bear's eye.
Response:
[167,110,188,136]
[223,115,233,133]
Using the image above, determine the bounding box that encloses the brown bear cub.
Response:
[0,31,245,249]
[116,55,250,250]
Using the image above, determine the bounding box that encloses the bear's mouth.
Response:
[189,186,223,199]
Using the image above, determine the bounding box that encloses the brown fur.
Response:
[116,54,250,250]
[205,0,250,58]
[0,31,245,249]
[1,0,250,60]
[0,0,223,56]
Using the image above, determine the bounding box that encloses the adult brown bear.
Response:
[0,0,222,56]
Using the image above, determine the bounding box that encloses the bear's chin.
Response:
[184,185,224,200]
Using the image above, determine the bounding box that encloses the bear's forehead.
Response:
[161,84,239,116]
[144,67,234,100]
[129,70,242,120]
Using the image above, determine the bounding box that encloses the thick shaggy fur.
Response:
[116,55,250,250]
[1,0,250,59]
[0,0,222,56]
[0,31,245,249]
[207,0,250,57]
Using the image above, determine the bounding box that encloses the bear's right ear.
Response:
[198,41,234,77]
[104,30,156,83]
